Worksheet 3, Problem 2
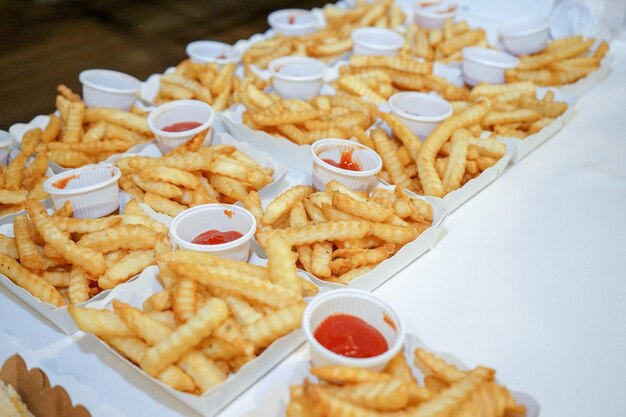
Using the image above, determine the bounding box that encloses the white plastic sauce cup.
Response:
[268,9,318,37]
[351,27,405,56]
[388,92,453,139]
[311,139,382,193]
[303,289,405,371]
[414,1,458,29]
[147,100,215,153]
[169,204,257,262]
[186,40,241,65]
[462,47,519,86]
[43,165,121,219]
[79,69,140,111]
[269,56,327,100]
[500,18,549,56]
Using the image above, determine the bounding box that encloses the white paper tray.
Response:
[497,88,578,164]
[252,175,448,292]
[0,195,172,334]
[73,262,317,417]
[241,333,540,417]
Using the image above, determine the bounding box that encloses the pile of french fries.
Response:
[37,85,153,168]
[287,347,526,417]
[0,199,169,307]
[243,180,432,284]
[241,83,377,145]
[0,129,49,217]
[116,131,275,217]
[153,60,268,111]
[242,0,406,69]
[337,54,470,102]
[402,19,488,64]
[505,37,609,86]
[70,249,317,394]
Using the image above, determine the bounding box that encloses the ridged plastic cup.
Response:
[147,100,215,153]
[269,56,327,100]
[462,47,519,86]
[43,165,121,219]
[388,92,453,139]
[351,27,404,56]
[268,9,318,36]
[414,2,457,29]
[79,69,140,111]
[169,204,257,262]
[186,40,241,65]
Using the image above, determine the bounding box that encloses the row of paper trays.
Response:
[0,1,613,416]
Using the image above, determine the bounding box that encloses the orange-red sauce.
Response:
[288,14,296,24]
[314,314,388,358]
[224,209,234,218]
[322,150,361,171]
[53,174,79,189]
[162,121,202,132]
[436,5,457,13]
[383,313,396,331]
[191,229,243,245]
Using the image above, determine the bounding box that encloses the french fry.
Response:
[0,254,64,307]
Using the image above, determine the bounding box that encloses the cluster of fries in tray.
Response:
[70,248,317,395]
[288,346,526,417]
[116,130,276,217]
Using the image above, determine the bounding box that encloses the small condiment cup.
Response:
[414,1,458,29]
[302,289,405,371]
[169,204,257,262]
[147,99,215,153]
[462,47,519,86]
[79,69,140,111]
[500,18,549,56]
[351,27,405,56]
[43,165,121,219]
[0,130,13,167]
[269,56,327,100]
[311,139,382,193]
[186,40,241,65]
[268,9,318,37]
[388,92,453,139]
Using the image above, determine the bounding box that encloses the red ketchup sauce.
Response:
[191,230,243,245]
[314,314,388,358]
[162,121,202,132]
[53,174,79,189]
[288,14,296,24]
[322,150,361,171]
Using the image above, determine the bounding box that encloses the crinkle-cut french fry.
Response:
[141,166,200,190]
[208,173,249,202]
[371,129,415,191]
[122,200,169,234]
[306,384,380,417]
[22,152,48,190]
[350,55,433,75]
[385,352,434,404]
[471,82,536,98]
[438,29,485,56]
[327,264,374,285]
[482,109,541,127]
[140,298,229,376]
[25,200,107,276]
[217,292,263,327]
[518,96,567,118]
[169,260,301,308]
[129,173,183,199]
[47,139,133,155]
[331,191,394,223]
[113,300,172,345]
[0,235,18,259]
[172,278,198,325]
[57,84,82,103]
[242,302,305,350]
[280,221,370,246]
[201,337,241,361]
[62,101,86,143]
[144,192,187,217]
[313,366,392,384]
[320,378,410,411]
[337,75,387,104]
[84,107,151,135]
[208,156,270,189]
[108,336,196,392]
[442,129,469,194]
[265,234,300,292]
[160,251,269,281]
[330,244,394,276]
[178,350,227,392]
[4,154,27,191]
[378,112,421,158]
[81,121,106,143]
[310,241,333,278]
[214,317,254,356]
[51,215,122,234]
[251,109,330,126]
[77,224,157,252]
[143,290,172,313]
[69,305,133,338]
[41,114,62,143]
[68,266,89,304]
[368,222,419,245]
[0,189,28,206]
[467,137,505,159]
[99,249,155,290]
[417,102,488,197]
[0,254,64,307]
[262,185,313,225]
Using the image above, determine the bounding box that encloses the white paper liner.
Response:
[0,195,170,335]
[9,114,155,174]
[498,88,578,164]
[253,178,448,291]
[71,262,321,417]
[240,334,540,417]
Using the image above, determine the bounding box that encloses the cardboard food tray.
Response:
[0,354,92,417]
[76,264,317,417]
[497,88,578,164]
[252,174,448,292]
[0,195,172,335]
[9,115,157,174]
[240,334,540,417]
[556,53,613,97]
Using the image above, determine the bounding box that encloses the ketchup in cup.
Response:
[314,314,388,358]
[192,229,243,245]
[161,121,202,132]
[322,150,361,172]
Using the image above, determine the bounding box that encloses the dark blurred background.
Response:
[0,0,327,129]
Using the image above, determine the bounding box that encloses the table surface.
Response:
[1,34,626,417]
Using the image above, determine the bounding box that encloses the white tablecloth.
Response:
[1,39,625,417]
